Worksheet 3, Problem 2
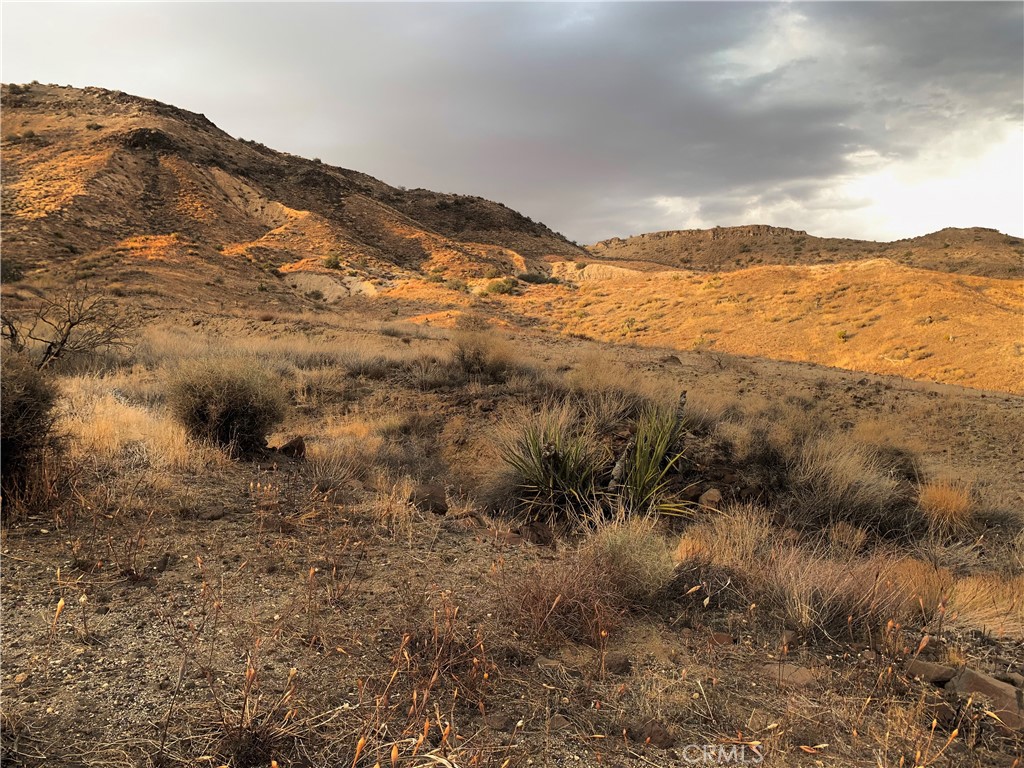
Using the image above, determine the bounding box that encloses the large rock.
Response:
[698,488,723,509]
[945,667,1023,733]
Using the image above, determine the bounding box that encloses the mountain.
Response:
[0,83,587,300]
[588,225,1023,279]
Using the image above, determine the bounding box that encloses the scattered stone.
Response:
[906,659,957,684]
[625,719,675,749]
[603,652,632,676]
[277,435,306,459]
[758,663,821,688]
[548,714,572,731]
[535,656,562,673]
[945,668,1023,732]
[484,712,516,732]
[410,483,448,515]
[517,521,556,548]
[710,631,734,647]
[698,488,723,509]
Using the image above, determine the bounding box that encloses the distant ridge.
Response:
[588,225,1023,278]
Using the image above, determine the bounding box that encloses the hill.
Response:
[0,82,586,298]
[588,224,1024,278]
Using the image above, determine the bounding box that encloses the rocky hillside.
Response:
[0,83,587,290]
[589,224,1024,278]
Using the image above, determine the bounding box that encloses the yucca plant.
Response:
[616,404,690,517]
[498,401,605,524]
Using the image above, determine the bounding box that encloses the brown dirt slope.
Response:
[0,83,587,287]
[588,224,1024,278]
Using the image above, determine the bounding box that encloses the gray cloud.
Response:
[3,2,1021,241]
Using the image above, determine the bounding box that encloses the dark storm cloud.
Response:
[2,2,1021,241]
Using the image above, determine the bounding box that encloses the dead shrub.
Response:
[503,518,675,645]
[168,359,287,457]
[1,351,61,518]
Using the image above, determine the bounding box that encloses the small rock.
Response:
[603,652,632,676]
[484,712,516,732]
[410,483,448,515]
[535,656,562,673]
[277,435,306,459]
[517,521,556,548]
[862,649,877,662]
[698,488,723,509]
[548,714,572,731]
[710,631,734,646]
[14,672,30,687]
[759,663,821,687]
[626,719,675,749]
[906,659,957,684]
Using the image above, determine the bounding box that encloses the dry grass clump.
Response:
[503,518,675,645]
[673,503,776,568]
[916,476,977,537]
[496,400,606,524]
[947,573,1024,638]
[168,358,287,457]
[451,329,527,382]
[763,547,904,640]
[0,351,61,518]
[788,435,911,535]
[582,517,677,604]
[60,380,224,473]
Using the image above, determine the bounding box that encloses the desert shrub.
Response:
[617,404,688,516]
[451,330,526,382]
[496,400,606,524]
[322,254,342,270]
[1,351,60,516]
[517,271,559,285]
[1,258,23,283]
[483,277,518,295]
[916,477,977,537]
[168,359,286,456]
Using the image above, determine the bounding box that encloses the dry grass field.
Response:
[2,83,1022,767]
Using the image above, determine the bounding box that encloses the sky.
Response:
[2,2,1022,243]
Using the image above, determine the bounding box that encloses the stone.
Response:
[996,672,1024,689]
[410,483,448,515]
[535,656,562,673]
[698,488,723,509]
[945,668,1023,733]
[626,719,675,749]
[13,672,30,687]
[906,659,957,684]
[710,631,734,646]
[758,663,821,688]
[484,712,516,732]
[603,651,632,676]
[277,435,306,459]
[548,714,572,731]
